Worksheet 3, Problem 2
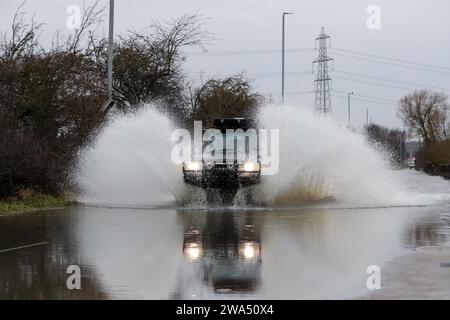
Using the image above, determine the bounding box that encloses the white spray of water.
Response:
[75,106,186,206]
[244,104,403,207]
[75,103,442,208]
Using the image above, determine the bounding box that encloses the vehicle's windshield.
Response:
[203,131,258,161]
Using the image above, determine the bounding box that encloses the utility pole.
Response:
[347,91,354,128]
[107,0,114,101]
[366,108,369,127]
[282,12,293,105]
[104,0,115,114]
[400,138,404,165]
[313,27,333,115]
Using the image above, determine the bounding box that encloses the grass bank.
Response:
[0,192,77,214]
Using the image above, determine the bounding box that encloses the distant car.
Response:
[408,157,416,169]
[183,118,261,203]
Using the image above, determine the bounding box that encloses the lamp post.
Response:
[282,12,293,104]
[366,108,369,127]
[347,91,354,128]
[103,0,115,114]
[107,0,114,101]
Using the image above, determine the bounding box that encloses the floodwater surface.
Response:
[0,171,449,299]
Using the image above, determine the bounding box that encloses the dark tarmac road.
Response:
[1,198,449,299]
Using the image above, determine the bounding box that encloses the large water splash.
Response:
[246,104,402,207]
[75,106,186,206]
[75,103,438,208]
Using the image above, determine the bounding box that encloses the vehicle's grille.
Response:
[214,163,228,168]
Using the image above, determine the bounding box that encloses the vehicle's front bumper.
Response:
[184,166,260,189]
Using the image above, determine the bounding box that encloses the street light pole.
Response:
[103,0,115,114]
[366,108,369,127]
[347,91,354,128]
[282,12,293,105]
[107,0,114,101]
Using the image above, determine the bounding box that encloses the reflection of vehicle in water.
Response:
[180,212,262,295]
[183,118,261,204]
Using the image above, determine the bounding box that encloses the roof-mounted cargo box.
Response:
[212,118,256,130]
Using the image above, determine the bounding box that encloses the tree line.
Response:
[398,89,450,170]
[0,2,263,198]
[365,90,449,170]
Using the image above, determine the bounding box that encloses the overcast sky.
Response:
[2,0,450,128]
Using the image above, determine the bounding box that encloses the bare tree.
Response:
[0,1,44,61]
[66,0,106,53]
[190,75,264,126]
[439,104,449,139]
[111,14,211,110]
[0,2,107,197]
[151,14,212,71]
[398,89,449,145]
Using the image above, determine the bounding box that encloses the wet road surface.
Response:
[1,195,449,299]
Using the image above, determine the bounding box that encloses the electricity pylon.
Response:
[313,27,333,115]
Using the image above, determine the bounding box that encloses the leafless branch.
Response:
[0,0,44,61]
[67,0,106,53]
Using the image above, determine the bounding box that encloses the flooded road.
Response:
[0,171,449,299]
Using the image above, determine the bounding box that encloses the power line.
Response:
[196,69,448,92]
[278,89,398,107]
[244,69,450,92]
[334,70,450,92]
[280,90,397,108]
[327,29,450,59]
[276,90,314,96]
[248,69,450,93]
[188,69,450,92]
[190,70,312,79]
[332,93,397,107]
[187,46,450,75]
[332,52,450,75]
[334,90,398,103]
[335,76,413,91]
[330,48,450,72]
[248,70,311,78]
[187,48,314,57]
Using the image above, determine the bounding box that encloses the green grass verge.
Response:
[0,194,77,214]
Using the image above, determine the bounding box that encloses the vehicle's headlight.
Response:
[239,161,259,172]
[240,242,260,259]
[184,161,202,171]
[243,243,255,259]
[184,243,202,260]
